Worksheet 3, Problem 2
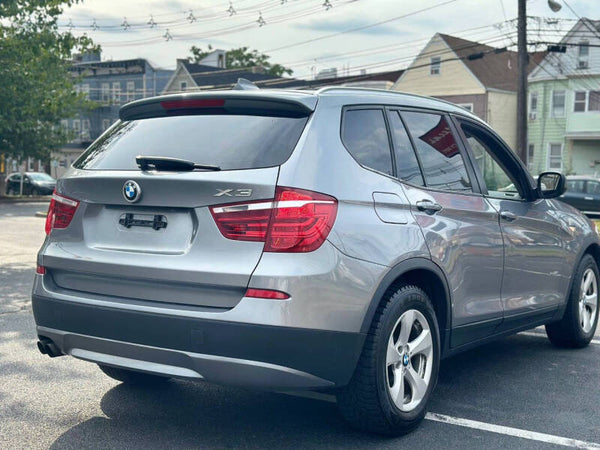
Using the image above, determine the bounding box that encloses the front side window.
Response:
[342,109,393,176]
[552,90,566,117]
[460,122,521,200]
[574,91,587,112]
[430,57,441,75]
[548,143,563,171]
[387,111,424,185]
[402,111,471,192]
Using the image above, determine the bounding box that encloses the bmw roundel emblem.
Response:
[123,180,141,203]
[403,354,409,367]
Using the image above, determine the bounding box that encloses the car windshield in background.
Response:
[28,173,54,181]
[73,114,309,171]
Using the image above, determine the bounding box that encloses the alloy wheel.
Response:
[386,309,433,412]
[579,268,598,333]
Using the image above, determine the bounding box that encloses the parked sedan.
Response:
[5,172,56,196]
[560,175,600,215]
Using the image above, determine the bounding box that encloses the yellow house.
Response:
[392,33,545,151]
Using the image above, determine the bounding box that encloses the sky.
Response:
[58,0,599,79]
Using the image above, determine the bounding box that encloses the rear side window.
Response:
[402,111,472,193]
[74,114,308,171]
[341,109,393,176]
[387,111,424,186]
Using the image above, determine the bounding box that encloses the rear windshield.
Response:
[73,114,309,171]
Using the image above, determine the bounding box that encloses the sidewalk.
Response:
[0,195,51,203]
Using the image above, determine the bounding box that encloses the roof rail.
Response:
[233,78,260,91]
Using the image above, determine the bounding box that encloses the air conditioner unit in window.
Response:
[528,112,537,120]
[578,60,589,69]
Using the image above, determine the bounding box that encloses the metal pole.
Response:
[517,0,528,163]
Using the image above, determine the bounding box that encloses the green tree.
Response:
[189,45,293,77]
[0,0,96,162]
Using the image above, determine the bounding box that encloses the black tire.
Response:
[31,188,39,196]
[336,284,440,436]
[546,254,599,348]
[98,364,171,385]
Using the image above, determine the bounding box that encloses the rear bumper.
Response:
[32,296,365,389]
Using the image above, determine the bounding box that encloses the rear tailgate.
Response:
[41,93,314,309]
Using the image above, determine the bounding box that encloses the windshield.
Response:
[74,114,309,171]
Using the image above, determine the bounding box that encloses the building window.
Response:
[102,119,110,131]
[101,83,110,102]
[126,81,135,101]
[548,143,563,171]
[430,57,441,75]
[112,82,121,102]
[73,119,81,139]
[529,92,538,120]
[60,119,68,131]
[551,90,566,117]
[180,81,187,91]
[589,91,600,111]
[218,54,224,68]
[81,119,90,140]
[574,91,587,112]
[527,144,535,172]
[578,41,589,69]
[80,84,90,99]
[457,103,473,112]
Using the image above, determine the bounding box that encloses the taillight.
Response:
[45,191,79,235]
[210,186,337,253]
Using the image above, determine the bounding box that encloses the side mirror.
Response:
[537,172,566,199]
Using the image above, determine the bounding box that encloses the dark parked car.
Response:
[560,175,600,215]
[5,172,56,196]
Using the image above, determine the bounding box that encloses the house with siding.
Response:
[52,51,173,178]
[163,57,307,94]
[527,18,600,175]
[391,33,544,153]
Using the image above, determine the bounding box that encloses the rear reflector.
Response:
[210,186,337,253]
[160,98,225,110]
[245,288,290,300]
[36,265,46,275]
[45,191,79,235]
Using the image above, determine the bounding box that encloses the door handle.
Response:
[416,200,443,213]
[500,210,517,221]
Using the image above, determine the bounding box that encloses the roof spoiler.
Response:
[120,92,314,121]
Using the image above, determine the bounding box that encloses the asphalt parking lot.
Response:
[1,201,599,449]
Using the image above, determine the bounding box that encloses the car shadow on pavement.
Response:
[48,381,393,449]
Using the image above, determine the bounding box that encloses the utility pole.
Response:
[516,0,528,163]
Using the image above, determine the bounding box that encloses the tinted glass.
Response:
[342,109,393,176]
[566,180,585,193]
[388,111,424,185]
[28,173,54,181]
[74,114,308,171]
[461,124,521,200]
[586,180,600,195]
[402,111,472,192]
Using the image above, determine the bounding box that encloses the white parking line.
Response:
[426,413,600,449]
[519,331,600,345]
[278,392,600,448]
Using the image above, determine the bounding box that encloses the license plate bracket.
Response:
[119,213,168,230]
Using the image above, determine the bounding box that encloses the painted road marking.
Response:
[519,331,600,345]
[278,392,600,448]
[426,413,600,449]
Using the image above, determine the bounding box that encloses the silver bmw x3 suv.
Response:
[33,87,600,435]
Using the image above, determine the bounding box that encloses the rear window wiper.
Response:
[136,156,221,172]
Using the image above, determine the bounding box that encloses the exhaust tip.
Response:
[37,338,63,358]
